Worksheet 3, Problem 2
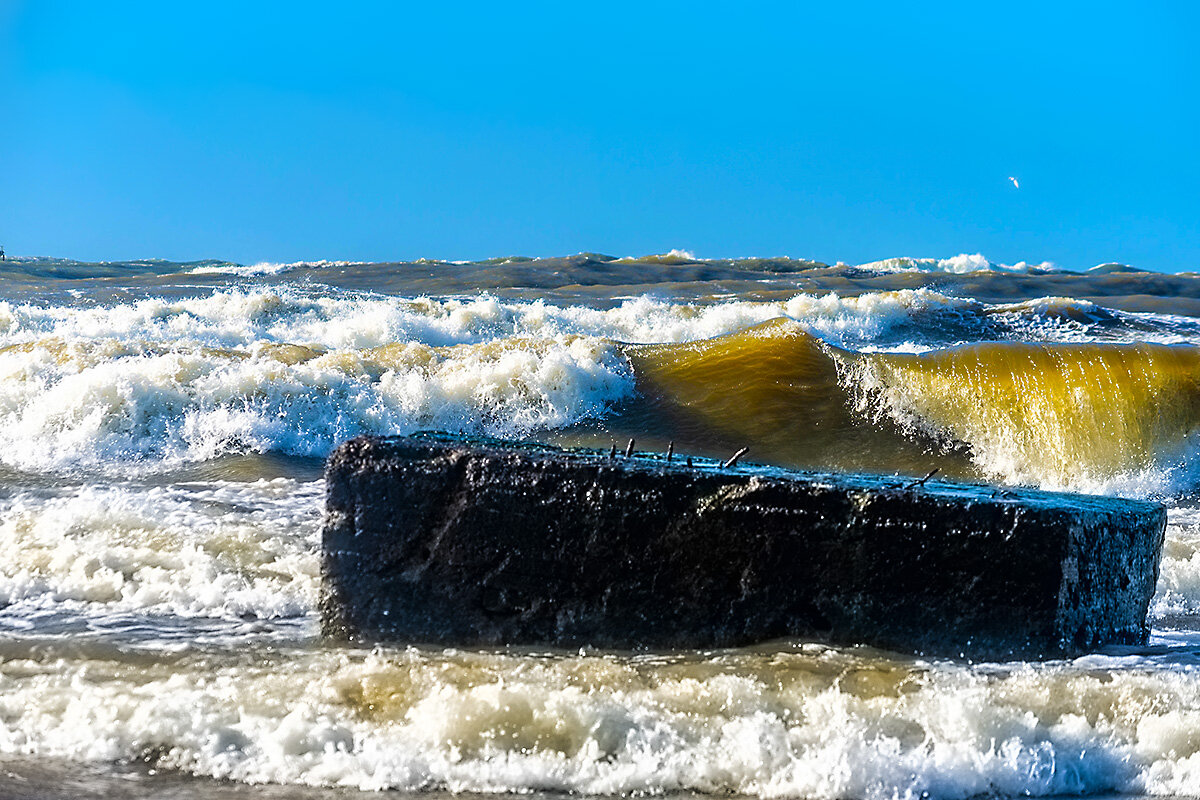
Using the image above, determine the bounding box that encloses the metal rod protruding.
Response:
[723,447,749,468]
[904,468,940,490]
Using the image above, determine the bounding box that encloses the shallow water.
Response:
[4,253,1200,798]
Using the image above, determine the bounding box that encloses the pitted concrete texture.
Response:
[320,434,1166,658]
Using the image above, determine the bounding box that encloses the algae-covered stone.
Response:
[320,434,1166,657]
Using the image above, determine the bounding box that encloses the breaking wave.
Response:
[0,334,632,472]
[3,286,1200,495]
[0,479,321,621]
[854,253,1054,274]
[632,321,1200,497]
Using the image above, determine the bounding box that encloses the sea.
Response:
[3,251,1200,799]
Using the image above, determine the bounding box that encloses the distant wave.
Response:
[853,253,1056,274]
[0,253,1178,289]
[612,248,702,264]
[187,259,357,276]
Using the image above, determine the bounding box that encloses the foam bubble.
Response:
[1153,507,1200,619]
[0,287,963,351]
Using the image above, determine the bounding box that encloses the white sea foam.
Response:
[4,644,1200,797]
[0,288,977,470]
[0,480,321,619]
[0,334,633,471]
[1153,507,1200,619]
[0,287,966,350]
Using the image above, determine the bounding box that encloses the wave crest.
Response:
[0,335,633,471]
[839,341,1200,494]
[628,323,1200,496]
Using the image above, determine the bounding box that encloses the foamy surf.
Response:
[0,483,1198,797]
[0,286,982,350]
[0,331,633,472]
[0,479,321,620]
[7,641,1200,797]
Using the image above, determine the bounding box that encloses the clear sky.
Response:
[1,1,1196,270]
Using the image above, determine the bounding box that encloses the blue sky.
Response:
[1,1,1196,270]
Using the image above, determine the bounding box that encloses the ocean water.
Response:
[4,252,1200,798]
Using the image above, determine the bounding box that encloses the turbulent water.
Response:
[5,251,1200,798]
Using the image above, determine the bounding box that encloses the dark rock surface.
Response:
[320,434,1167,657]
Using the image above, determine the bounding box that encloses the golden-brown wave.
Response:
[610,320,1200,492]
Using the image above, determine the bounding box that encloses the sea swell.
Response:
[630,322,1200,497]
[3,286,1200,496]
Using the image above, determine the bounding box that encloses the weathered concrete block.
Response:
[320,434,1166,657]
